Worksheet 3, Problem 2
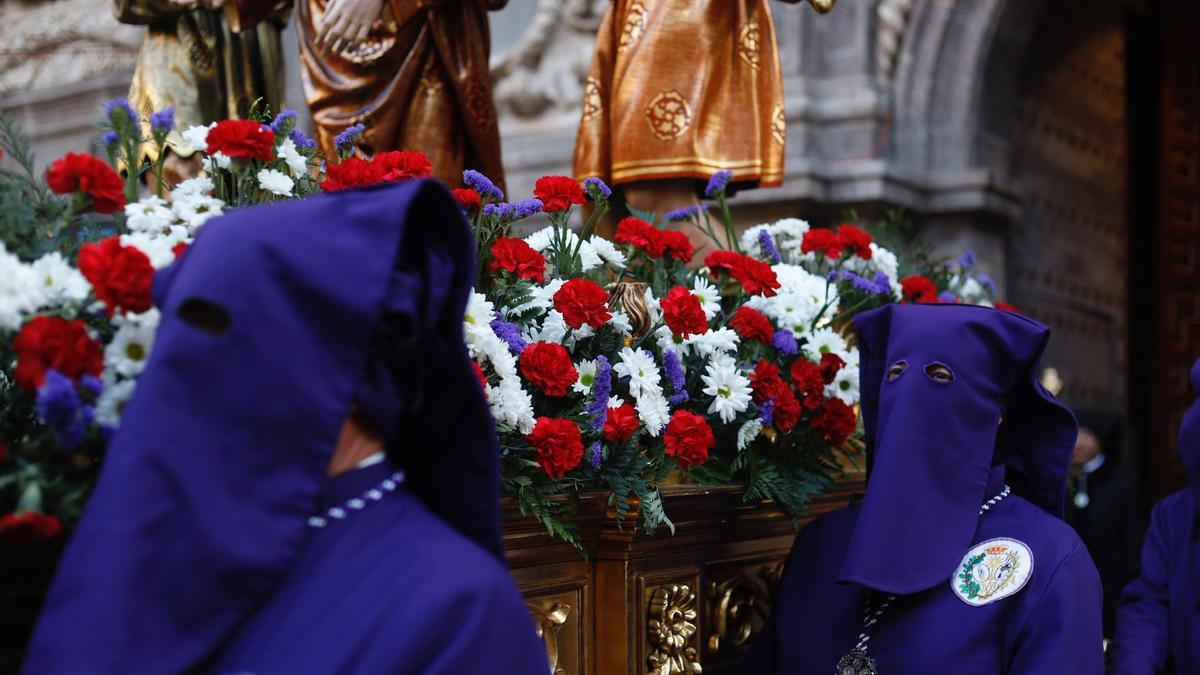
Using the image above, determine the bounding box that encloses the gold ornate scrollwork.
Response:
[531,601,572,675]
[707,563,784,655]
[647,584,702,675]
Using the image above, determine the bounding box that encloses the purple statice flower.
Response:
[587,355,613,429]
[873,272,891,292]
[490,317,527,354]
[104,98,137,126]
[36,370,93,450]
[589,441,603,468]
[976,273,997,296]
[482,202,515,219]
[957,250,976,270]
[758,398,776,427]
[843,270,888,295]
[78,374,103,401]
[664,204,705,222]
[826,270,840,282]
[149,107,175,134]
[333,123,365,154]
[662,350,689,405]
[270,109,299,135]
[758,229,782,264]
[938,290,957,303]
[773,329,798,356]
[289,128,317,150]
[463,169,504,201]
[100,131,120,148]
[583,176,611,199]
[511,198,544,219]
[704,169,733,197]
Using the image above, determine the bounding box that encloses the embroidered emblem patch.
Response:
[952,538,1034,606]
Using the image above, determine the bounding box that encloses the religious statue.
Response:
[574,0,835,236]
[298,0,507,188]
[115,0,288,180]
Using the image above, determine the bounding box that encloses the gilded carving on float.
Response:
[530,601,573,675]
[706,563,783,654]
[647,583,702,675]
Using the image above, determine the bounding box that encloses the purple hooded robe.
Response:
[745,304,1103,674]
[20,180,550,674]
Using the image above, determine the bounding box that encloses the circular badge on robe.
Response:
[952,538,1034,606]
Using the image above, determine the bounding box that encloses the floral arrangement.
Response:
[0,102,1015,549]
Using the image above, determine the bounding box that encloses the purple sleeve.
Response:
[1111,500,1173,675]
[1008,541,1105,674]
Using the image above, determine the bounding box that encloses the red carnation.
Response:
[554,278,612,329]
[790,357,826,409]
[12,316,104,392]
[730,306,774,343]
[801,228,844,259]
[664,410,715,469]
[705,251,780,297]
[604,402,639,443]
[837,224,874,259]
[519,341,578,397]
[374,150,432,181]
[811,398,857,445]
[78,237,154,316]
[471,360,489,398]
[0,512,63,545]
[321,157,385,191]
[453,188,482,210]
[818,352,846,384]
[45,152,125,214]
[526,417,584,478]
[489,237,546,283]
[171,242,189,259]
[534,175,586,212]
[614,217,665,257]
[995,302,1021,314]
[658,229,695,263]
[773,386,801,433]
[750,360,785,404]
[660,286,708,338]
[205,119,275,162]
[900,275,939,303]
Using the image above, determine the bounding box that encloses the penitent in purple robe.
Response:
[1111,357,1200,675]
[746,304,1103,674]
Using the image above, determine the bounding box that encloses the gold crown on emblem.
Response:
[985,545,1008,555]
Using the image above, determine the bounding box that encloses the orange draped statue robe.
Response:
[574,0,789,191]
[298,0,506,188]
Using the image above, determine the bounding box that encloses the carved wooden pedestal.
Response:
[504,480,863,675]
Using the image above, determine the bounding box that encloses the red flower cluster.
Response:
[471,361,489,398]
[13,317,103,392]
[801,225,875,260]
[790,358,827,410]
[614,218,694,263]
[995,302,1021,314]
[749,361,800,432]
[553,278,612,328]
[78,237,154,316]
[489,237,546,283]
[534,175,586,212]
[375,150,432,181]
[704,251,780,296]
[205,119,275,162]
[0,512,63,545]
[900,275,939,303]
[774,387,800,433]
[604,402,639,443]
[320,158,380,191]
[452,188,482,210]
[660,286,708,338]
[811,398,857,445]
[730,306,774,343]
[320,150,433,191]
[519,341,578,397]
[664,410,715,468]
[818,352,846,384]
[526,417,584,478]
[45,153,125,214]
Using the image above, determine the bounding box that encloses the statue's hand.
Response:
[316,0,386,56]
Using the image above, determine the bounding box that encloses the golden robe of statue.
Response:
[574,0,791,191]
[298,0,506,187]
[115,0,287,161]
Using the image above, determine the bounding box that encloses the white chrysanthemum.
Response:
[701,355,753,423]
[94,378,137,429]
[685,328,740,358]
[121,231,188,269]
[125,196,174,235]
[608,396,627,409]
[523,227,555,252]
[643,286,662,325]
[576,239,603,272]
[203,152,232,172]
[614,347,662,398]
[105,315,158,377]
[257,168,294,197]
[737,419,763,450]
[172,175,215,198]
[172,194,225,234]
[739,224,772,258]
[869,243,899,282]
[276,137,308,177]
[690,275,722,319]
[0,243,44,331]
[654,325,689,357]
[771,217,811,242]
[587,236,626,268]
[635,392,671,437]
[828,362,861,405]
[774,263,831,301]
[488,376,536,434]
[30,252,89,306]
[526,309,569,345]
[803,327,849,361]
[573,358,599,395]
[523,227,601,272]
[464,291,496,339]
[608,310,633,337]
[180,124,213,153]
